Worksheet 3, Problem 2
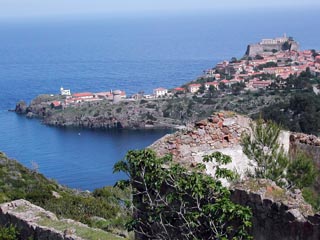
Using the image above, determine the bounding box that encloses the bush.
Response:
[241,119,317,190]
[0,224,19,240]
[114,149,252,240]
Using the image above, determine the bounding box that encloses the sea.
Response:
[0,9,319,190]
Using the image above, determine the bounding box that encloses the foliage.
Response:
[302,188,320,211]
[287,152,317,189]
[0,152,130,234]
[0,224,19,240]
[241,119,317,190]
[114,149,252,240]
[257,62,277,70]
[260,92,320,135]
[231,82,246,95]
[198,83,206,94]
[241,118,288,186]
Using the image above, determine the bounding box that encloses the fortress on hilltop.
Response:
[245,34,300,56]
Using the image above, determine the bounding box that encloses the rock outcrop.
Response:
[0,199,119,240]
[14,101,28,114]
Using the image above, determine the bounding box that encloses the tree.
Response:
[208,85,218,98]
[287,151,317,189]
[114,149,252,240]
[230,57,238,63]
[241,119,288,186]
[198,83,206,94]
[0,225,18,240]
[231,82,246,95]
[241,118,318,190]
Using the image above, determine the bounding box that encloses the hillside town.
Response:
[50,36,320,109]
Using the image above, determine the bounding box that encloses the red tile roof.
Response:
[51,101,61,107]
[73,92,93,97]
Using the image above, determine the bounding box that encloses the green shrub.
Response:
[114,149,252,239]
[0,224,19,240]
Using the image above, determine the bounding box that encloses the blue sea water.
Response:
[0,9,319,190]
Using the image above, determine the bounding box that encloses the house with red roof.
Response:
[173,87,186,93]
[220,79,232,87]
[248,79,272,89]
[50,101,62,109]
[188,83,201,93]
[72,92,94,99]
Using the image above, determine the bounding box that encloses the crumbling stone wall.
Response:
[289,133,320,167]
[150,112,250,164]
[231,179,320,240]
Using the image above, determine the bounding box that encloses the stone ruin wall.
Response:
[231,179,320,240]
[289,133,320,167]
[150,112,251,163]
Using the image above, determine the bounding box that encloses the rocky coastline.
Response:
[14,89,286,130]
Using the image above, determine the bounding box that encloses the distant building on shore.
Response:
[153,88,168,98]
[60,87,71,96]
[188,83,201,93]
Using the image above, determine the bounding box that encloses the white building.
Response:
[188,84,201,93]
[153,88,168,98]
[205,82,219,91]
[60,87,71,96]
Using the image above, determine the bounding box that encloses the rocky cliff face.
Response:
[15,91,284,130]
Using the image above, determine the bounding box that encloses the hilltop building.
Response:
[246,34,299,57]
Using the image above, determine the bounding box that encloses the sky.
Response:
[0,0,319,20]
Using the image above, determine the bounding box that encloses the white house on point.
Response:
[153,87,168,98]
[60,87,71,96]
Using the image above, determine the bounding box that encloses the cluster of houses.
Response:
[49,39,320,109]
[200,49,320,91]
[50,87,127,108]
[150,42,320,96]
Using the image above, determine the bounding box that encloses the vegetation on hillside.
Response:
[114,149,252,240]
[0,152,130,237]
[259,92,320,136]
[241,119,319,209]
